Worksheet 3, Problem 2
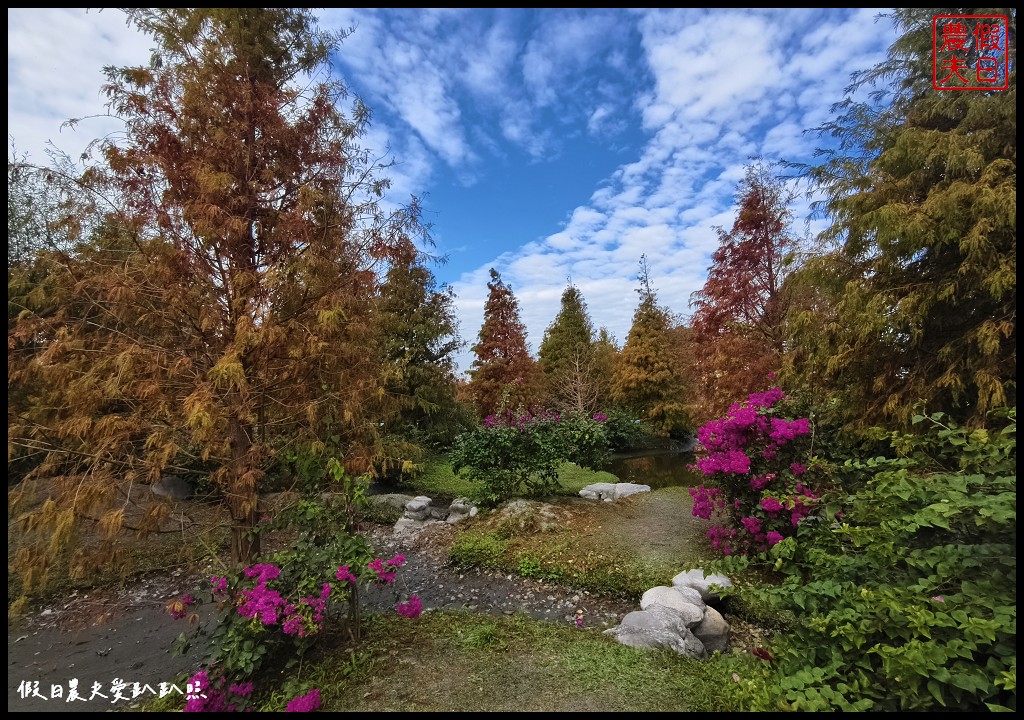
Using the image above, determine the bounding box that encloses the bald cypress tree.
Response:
[787,8,1016,428]
[611,258,689,435]
[7,9,418,582]
[539,284,598,414]
[690,161,797,422]
[467,269,539,416]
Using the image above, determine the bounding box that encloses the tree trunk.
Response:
[228,416,261,565]
[230,506,261,565]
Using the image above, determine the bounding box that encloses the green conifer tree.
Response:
[539,283,597,414]
[787,8,1016,427]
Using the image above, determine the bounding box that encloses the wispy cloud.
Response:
[450,8,897,372]
[7,8,152,164]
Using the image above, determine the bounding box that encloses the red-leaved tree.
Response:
[690,161,798,422]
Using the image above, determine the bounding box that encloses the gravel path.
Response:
[7,522,636,713]
[361,523,635,628]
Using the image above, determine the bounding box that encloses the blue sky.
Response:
[7,8,899,373]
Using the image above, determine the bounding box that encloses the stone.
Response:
[640,586,706,623]
[151,475,192,501]
[579,482,652,501]
[579,482,618,500]
[605,606,707,659]
[613,482,651,499]
[393,517,440,536]
[672,568,733,604]
[693,606,730,654]
[404,496,432,521]
[367,493,416,512]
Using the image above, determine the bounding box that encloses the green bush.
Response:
[716,408,1016,711]
[600,408,658,452]
[449,411,609,503]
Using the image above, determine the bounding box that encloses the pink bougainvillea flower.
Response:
[396,595,424,618]
[285,688,321,712]
[335,564,357,584]
[242,563,281,585]
[931,596,945,603]
[766,530,784,546]
[760,497,784,513]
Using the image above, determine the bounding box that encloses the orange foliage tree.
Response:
[689,161,798,422]
[466,269,540,416]
[8,9,421,574]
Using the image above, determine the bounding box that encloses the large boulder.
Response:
[604,606,707,659]
[579,482,618,501]
[640,586,706,623]
[672,568,733,604]
[151,475,193,501]
[693,606,730,654]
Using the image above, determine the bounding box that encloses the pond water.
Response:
[602,449,701,490]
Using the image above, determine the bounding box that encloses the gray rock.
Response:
[151,475,192,501]
[579,482,618,500]
[404,496,433,521]
[428,505,448,520]
[368,493,416,512]
[393,517,440,536]
[579,482,652,501]
[640,586,706,624]
[693,606,730,654]
[605,606,707,659]
[405,496,432,513]
[672,568,733,604]
[613,482,651,498]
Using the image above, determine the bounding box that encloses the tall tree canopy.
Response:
[8,9,422,574]
[611,258,689,436]
[786,8,1016,428]
[539,283,598,414]
[377,238,466,452]
[690,161,798,421]
[467,269,538,416]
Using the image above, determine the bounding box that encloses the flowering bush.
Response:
[285,688,321,712]
[171,464,421,712]
[715,408,1017,712]
[451,408,609,502]
[689,387,827,555]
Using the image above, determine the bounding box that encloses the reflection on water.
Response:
[603,450,700,489]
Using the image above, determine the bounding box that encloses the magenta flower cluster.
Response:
[482,407,564,430]
[593,412,608,422]
[367,553,405,586]
[285,688,322,712]
[183,669,253,713]
[690,385,824,556]
[396,595,423,618]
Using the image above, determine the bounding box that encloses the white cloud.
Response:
[7,8,152,164]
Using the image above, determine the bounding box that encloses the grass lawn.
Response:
[402,455,620,500]
[288,612,736,712]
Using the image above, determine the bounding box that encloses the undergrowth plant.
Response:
[715,408,1016,711]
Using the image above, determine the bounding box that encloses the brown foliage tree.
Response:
[7,9,419,578]
[611,257,689,435]
[466,269,539,416]
[690,161,797,420]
